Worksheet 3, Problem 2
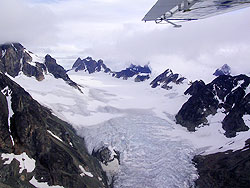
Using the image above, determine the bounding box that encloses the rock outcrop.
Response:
[213,64,231,76]
[0,43,80,90]
[92,146,120,166]
[113,64,151,81]
[72,57,151,82]
[176,74,250,137]
[0,73,108,188]
[72,57,111,74]
[193,139,250,188]
[92,146,120,186]
[150,69,185,90]
[44,54,80,90]
[0,43,44,80]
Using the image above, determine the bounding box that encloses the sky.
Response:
[1,0,250,82]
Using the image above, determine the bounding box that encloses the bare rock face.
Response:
[0,43,25,77]
[113,64,151,81]
[193,139,250,188]
[0,43,80,90]
[213,64,231,76]
[92,146,120,166]
[0,73,108,188]
[0,43,45,81]
[176,74,250,137]
[0,91,13,153]
[134,75,150,82]
[72,57,111,74]
[44,54,81,90]
[150,69,185,90]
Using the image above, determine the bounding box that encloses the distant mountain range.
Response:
[71,56,152,82]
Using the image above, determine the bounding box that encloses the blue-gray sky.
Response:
[1,0,250,81]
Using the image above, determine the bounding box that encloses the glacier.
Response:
[11,70,250,187]
[79,114,197,188]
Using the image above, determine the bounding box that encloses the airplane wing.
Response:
[143,0,250,24]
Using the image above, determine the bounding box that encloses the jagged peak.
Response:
[85,56,93,61]
[71,56,151,82]
[127,64,152,74]
[213,64,231,76]
[72,56,109,74]
[45,54,56,63]
[176,74,250,137]
[0,44,80,90]
[0,42,24,49]
[150,68,185,89]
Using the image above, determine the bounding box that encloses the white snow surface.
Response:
[47,130,63,142]
[1,152,35,173]
[30,177,64,188]
[1,86,14,145]
[79,165,94,177]
[11,70,250,188]
[1,49,6,58]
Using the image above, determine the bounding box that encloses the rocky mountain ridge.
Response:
[176,74,250,137]
[0,43,80,91]
[0,72,108,188]
[150,69,186,90]
[71,57,151,82]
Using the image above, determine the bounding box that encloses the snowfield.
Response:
[11,70,250,187]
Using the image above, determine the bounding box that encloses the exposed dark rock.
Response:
[222,92,250,137]
[113,64,151,81]
[176,74,250,136]
[176,85,218,131]
[0,43,23,77]
[72,57,111,74]
[0,91,13,153]
[92,146,120,186]
[150,69,185,90]
[134,75,150,82]
[22,61,45,81]
[0,43,43,81]
[0,73,108,188]
[92,146,120,166]
[193,139,250,188]
[213,64,231,76]
[0,43,81,90]
[45,54,81,91]
[184,80,205,95]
